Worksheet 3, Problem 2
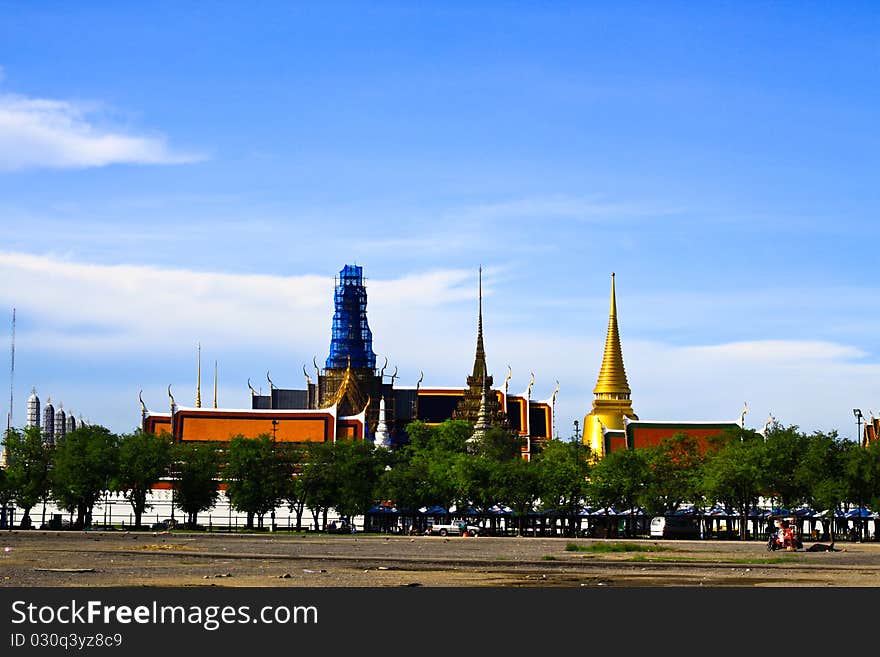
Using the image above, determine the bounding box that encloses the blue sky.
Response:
[0,2,878,439]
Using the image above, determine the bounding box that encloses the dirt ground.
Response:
[1,530,879,587]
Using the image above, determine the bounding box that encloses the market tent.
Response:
[419,505,448,515]
[487,504,513,515]
[704,506,734,517]
[619,506,647,516]
[590,507,620,516]
[368,504,398,514]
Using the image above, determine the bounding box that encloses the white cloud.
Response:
[0,252,477,357]
[0,93,202,170]
[457,195,684,224]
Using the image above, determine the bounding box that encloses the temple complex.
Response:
[142,264,555,458]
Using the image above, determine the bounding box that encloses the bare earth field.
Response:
[1,530,879,587]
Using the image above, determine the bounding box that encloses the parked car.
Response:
[327,520,355,534]
[425,520,480,537]
[650,515,700,539]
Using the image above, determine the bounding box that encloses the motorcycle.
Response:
[767,518,803,551]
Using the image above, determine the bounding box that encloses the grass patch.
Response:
[541,555,557,561]
[628,555,800,564]
[565,542,672,553]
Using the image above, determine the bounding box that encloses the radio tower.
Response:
[7,307,15,432]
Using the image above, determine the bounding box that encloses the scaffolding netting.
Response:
[325,264,377,370]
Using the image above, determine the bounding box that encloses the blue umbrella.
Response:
[845,507,873,519]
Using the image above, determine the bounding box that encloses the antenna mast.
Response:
[7,307,15,431]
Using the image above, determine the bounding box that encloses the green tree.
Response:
[700,426,764,540]
[586,447,649,537]
[300,441,337,531]
[113,430,172,529]
[3,426,52,528]
[330,440,383,522]
[761,423,809,510]
[841,440,873,540]
[281,443,309,530]
[377,446,434,530]
[172,441,221,529]
[864,440,880,533]
[491,456,538,535]
[535,439,591,537]
[641,432,705,516]
[796,430,847,541]
[51,425,118,529]
[223,434,290,529]
[0,465,13,526]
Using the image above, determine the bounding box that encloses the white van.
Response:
[650,515,700,539]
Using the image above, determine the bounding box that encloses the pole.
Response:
[571,420,581,538]
[7,307,15,432]
[271,419,278,532]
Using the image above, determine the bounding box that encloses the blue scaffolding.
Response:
[325,264,377,370]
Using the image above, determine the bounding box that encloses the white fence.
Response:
[1,489,349,531]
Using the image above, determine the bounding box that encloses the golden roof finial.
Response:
[213,360,218,409]
[303,364,312,386]
[247,378,256,397]
[139,389,146,416]
[593,272,632,396]
[167,385,175,413]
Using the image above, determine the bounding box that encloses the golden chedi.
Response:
[583,273,638,457]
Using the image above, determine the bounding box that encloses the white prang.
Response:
[374,396,391,449]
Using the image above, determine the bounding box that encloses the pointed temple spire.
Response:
[593,273,632,397]
[582,273,638,456]
[453,266,508,428]
[213,360,218,409]
[472,265,487,382]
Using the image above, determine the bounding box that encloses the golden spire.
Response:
[213,360,218,408]
[196,342,202,408]
[593,273,632,396]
